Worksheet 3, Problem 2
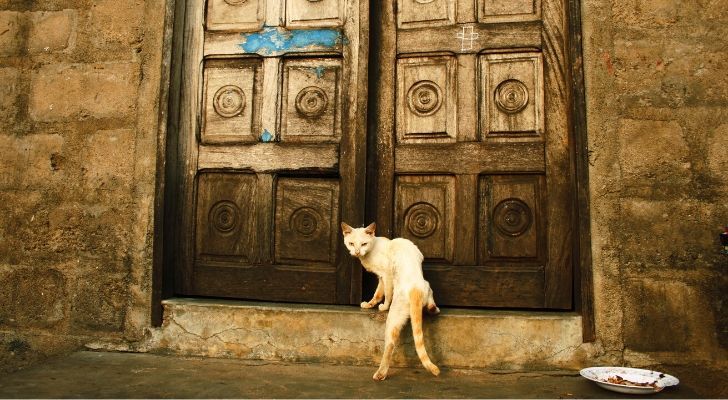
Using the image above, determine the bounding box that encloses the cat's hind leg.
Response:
[373,300,408,381]
[378,275,393,311]
[361,277,384,309]
[424,281,440,315]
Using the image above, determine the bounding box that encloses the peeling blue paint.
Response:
[260,129,274,142]
[239,27,346,56]
[312,66,326,79]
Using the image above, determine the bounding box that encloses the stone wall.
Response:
[0,0,726,374]
[0,0,168,373]
[582,0,727,368]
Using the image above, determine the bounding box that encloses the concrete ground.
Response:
[0,351,722,399]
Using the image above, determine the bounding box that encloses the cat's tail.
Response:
[409,288,440,376]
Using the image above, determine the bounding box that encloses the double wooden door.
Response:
[173,0,575,309]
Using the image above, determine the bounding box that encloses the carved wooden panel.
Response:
[286,0,344,27]
[396,56,457,143]
[195,172,257,262]
[275,178,340,265]
[206,0,265,32]
[397,0,455,29]
[480,52,543,138]
[280,58,341,142]
[479,175,543,261]
[202,59,262,144]
[395,175,455,262]
[478,0,541,23]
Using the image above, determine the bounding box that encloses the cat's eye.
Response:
[348,242,354,246]
[362,243,368,246]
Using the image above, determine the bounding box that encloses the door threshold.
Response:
[143,297,592,370]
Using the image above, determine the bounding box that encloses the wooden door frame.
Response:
[152,0,594,342]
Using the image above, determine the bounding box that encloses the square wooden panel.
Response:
[275,178,340,265]
[395,175,455,263]
[206,0,265,32]
[478,0,541,23]
[397,0,455,29]
[480,52,543,138]
[195,172,257,262]
[202,59,262,144]
[280,58,341,143]
[396,56,457,143]
[479,175,543,261]
[286,0,344,27]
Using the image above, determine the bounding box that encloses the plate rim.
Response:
[579,366,680,391]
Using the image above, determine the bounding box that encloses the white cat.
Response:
[341,222,440,380]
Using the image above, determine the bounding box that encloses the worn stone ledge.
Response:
[111,298,598,370]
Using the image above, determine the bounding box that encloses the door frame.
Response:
[151,0,594,341]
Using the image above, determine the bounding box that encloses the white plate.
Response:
[580,367,679,395]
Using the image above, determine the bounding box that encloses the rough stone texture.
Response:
[0,0,726,379]
[92,299,591,370]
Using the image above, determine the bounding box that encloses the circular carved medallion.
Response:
[414,0,436,3]
[494,79,529,114]
[493,198,532,237]
[295,86,328,118]
[290,207,322,239]
[213,85,246,118]
[404,202,440,239]
[407,80,443,116]
[224,0,247,5]
[210,201,240,235]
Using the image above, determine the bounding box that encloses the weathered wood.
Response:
[201,58,262,144]
[280,58,342,143]
[397,22,542,54]
[286,0,344,27]
[397,0,455,29]
[480,52,544,138]
[204,30,345,57]
[175,0,205,294]
[260,58,280,142]
[424,264,545,307]
[453,174,478,265]
[567,0,595,341]
[395,175,456,263]
[396,55,457,143]
[192,263,337,304]
[478,0,542,23]
[197,143,339,172]
[206,0,265,32]
[274,178,340,265]
[457,54,478,142]
[542,0,573,309]
[395,142,546,174]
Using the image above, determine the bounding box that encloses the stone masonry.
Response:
[0,0,726,376]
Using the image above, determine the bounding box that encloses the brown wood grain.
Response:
[397,22,542,54]
[395,142,546,174]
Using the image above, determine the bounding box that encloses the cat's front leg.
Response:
[361,278,384,309]
[378,276,393,311]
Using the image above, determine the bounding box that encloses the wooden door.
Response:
[369,0,574,308]
[172,0,367,304]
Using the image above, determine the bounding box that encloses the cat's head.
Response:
[341,222,376,258]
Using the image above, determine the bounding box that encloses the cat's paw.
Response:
[360,301,375,309]
[373,370,388,381]
[426,304,441,315]
[378,303,390,312]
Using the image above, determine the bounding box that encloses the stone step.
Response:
[134,298,592,370]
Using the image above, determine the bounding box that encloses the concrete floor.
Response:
[0,351,718,398]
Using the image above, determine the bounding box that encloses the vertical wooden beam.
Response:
[260,58,281,142]
[567,0,596,342]
[457,54,478,142]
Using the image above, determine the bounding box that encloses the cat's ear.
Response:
[341,222,353,235]
[364,222,376,236]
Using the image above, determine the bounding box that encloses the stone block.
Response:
[617,119,690,197]
[623,279,713,353]
[71,272,128,332]
[0,68,21,128]
[0,134,65,190]
[27,10,76,53]
[0,11,24,56]
[618,198,713,267]
[611,0,680,28]
[88,0,144,48]
[0,266,66,328]
[708,123,728,191]
[29,62,140,121]
[82,129,135,193]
